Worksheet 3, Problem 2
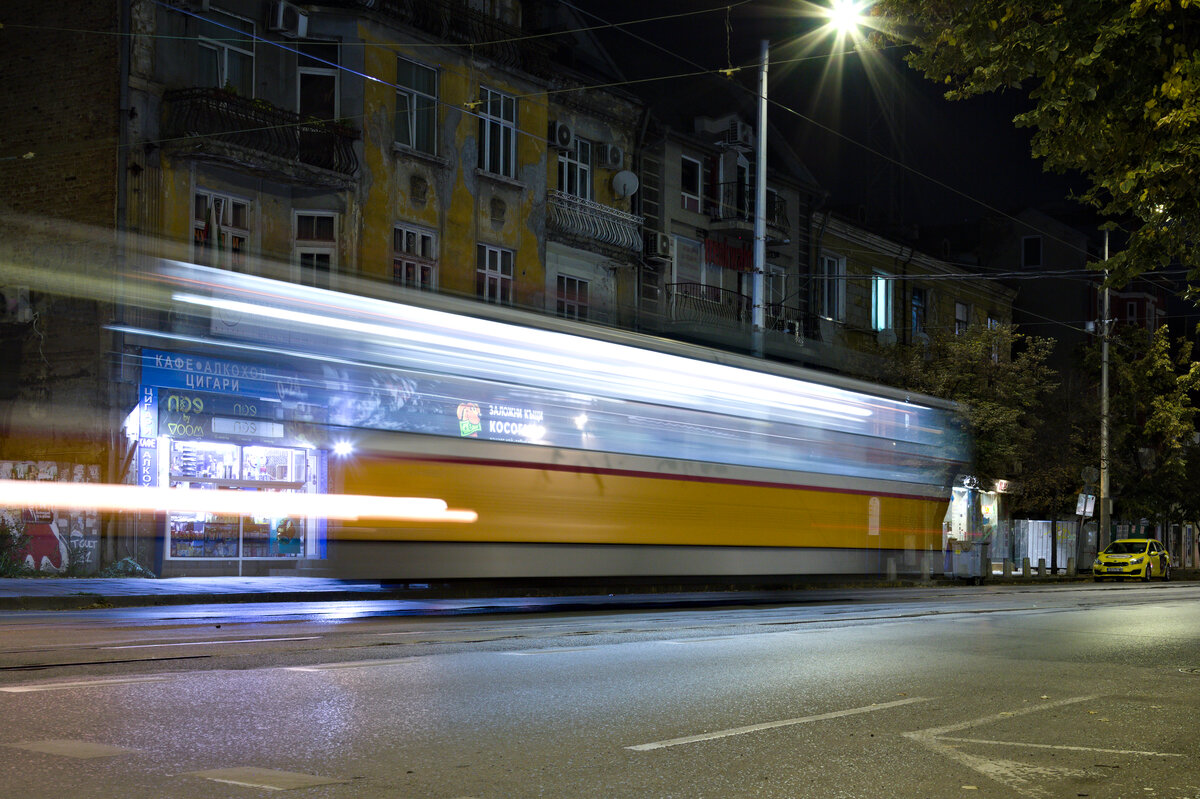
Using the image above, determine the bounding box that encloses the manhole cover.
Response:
[1179,667,1200,675]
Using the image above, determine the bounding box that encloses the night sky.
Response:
[571,0,1087,227]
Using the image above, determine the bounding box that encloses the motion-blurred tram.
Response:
[109,258,971,583]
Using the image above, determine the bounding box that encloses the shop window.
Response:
[166,440,317,560]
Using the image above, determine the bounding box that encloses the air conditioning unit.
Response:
[0,286,32,324]
[548,120,574,150]
[598,142,624,169]
[269,0,308,38]
[725,119,754,148]
[644,231,673,261]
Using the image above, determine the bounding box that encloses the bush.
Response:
[0,515,33,577]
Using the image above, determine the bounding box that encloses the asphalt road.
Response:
[0,581,1197,798]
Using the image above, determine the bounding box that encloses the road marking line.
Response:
[910,694,1099,737]
[284,657,414,672]
[934,736,1183,758]
[503,647,595,655]
[0,676,171,692]
[659,636,739,644]
[184,767,348,790]
[5,739,137,758]
[626,697,931,751]
[101,637,320,649]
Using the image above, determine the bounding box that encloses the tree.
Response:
[877,324,1059,487]
[1101,324,1200,530]
[876,0,1200,289]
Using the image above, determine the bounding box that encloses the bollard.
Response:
[921,553,931,582]
[1067,556,1075,577]
[1038,557,1047,576]
[886,557,897,582]
[1022,557,1031,578]
[1003,558,1012,578]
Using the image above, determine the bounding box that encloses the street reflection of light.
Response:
[0,479,477,523]
[574,414,588,430]
[333,441,354,457]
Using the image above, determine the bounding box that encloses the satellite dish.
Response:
[612,170,639,199]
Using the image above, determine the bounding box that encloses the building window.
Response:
[197,9,255,97]
[558,138,592,200]
[396,58,438,154]
[911,287,927,336]
[298,42,338,122]
[477,86,516,177]
[955,301,971,334]
[477,244,514,304]
[817,253,845,321]
[871,270,893,331]
[987,315,1002,361]
[1022,236,1042,268]
[295,212,336,289]
[393,224,438,290]
[557,275,588,320]
[193,191,250,270]
[1127,301,1137,326]
[680,156,701,212]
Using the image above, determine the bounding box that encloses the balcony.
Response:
[161,88,359,184]
[706,182,789,240]
[547,190,644,254]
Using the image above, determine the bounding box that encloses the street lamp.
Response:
[751,1,868,357]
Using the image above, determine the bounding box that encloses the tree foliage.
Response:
[877,325,1058,487]
[877,0,1200,290]
[1101,325,1200,525]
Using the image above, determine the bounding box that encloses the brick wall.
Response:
[0,0,121,226]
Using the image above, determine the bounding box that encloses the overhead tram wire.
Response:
[0,0,1144,278]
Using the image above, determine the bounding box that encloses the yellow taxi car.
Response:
[1092,538,1171,582]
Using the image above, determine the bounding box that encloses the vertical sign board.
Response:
[138,386,158,488]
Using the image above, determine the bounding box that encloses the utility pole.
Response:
[751,39,768,358]
[1098,230,1111,550]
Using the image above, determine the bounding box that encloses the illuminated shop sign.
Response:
[485,404,545,442]
[140,349,297,400]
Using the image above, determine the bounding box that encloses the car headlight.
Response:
[1092,560,1102,568]
[1129,557,1143,564]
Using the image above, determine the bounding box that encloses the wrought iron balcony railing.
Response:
[666,282,751,327]
[547,190,644,252]
[707,181,789,234]
[162,88,359,177]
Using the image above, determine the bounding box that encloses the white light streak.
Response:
[0,480,477,523]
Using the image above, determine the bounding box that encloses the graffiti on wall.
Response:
[0,461,101,574]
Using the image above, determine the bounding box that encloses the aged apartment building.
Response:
[0,0,1021,575]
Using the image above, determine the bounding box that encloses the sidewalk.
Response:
[0,570,1160,612]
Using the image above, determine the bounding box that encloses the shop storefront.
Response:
[132,349,327,575]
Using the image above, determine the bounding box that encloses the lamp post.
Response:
[752,39,769,357]
[750,1,864,358]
